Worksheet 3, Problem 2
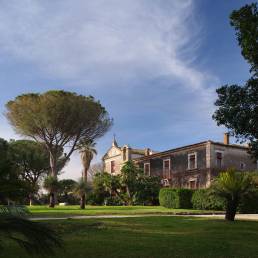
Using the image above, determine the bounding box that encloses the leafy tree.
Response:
[0,139,62,255]
[8,140,50,205]
[92,172,126,204]
[79,140,97,183]
[211,169,257,221]
[91,162,160,206]
[74,178,90,209]
[120,161,143,205]
[0,138,29,204]
[230,3,258,75]
[58,179,77,203]
[213,3,258,157]
[90,172,110,204]
[135,175,161,205]
[6,90,112,207]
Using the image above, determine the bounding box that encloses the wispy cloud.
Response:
[0,0,217,90]
[0,0,222,179]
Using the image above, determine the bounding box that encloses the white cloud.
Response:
[0,0,222,179]
[0,0,217,91]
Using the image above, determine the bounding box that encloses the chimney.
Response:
[144,148,150,156]
[223,133,230,145]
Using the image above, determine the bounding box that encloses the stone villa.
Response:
[102,134,257,189]
[102,136,154,175]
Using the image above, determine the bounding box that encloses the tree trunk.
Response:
[225,199,238,221]
[80,194,85,209]
[29,194,33,206]
[49,192,55,208]
[83,167,88,183]
[49,153,57,208]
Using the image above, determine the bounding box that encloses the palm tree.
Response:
[79,140,97,183]
[0,206,62,255]
[74,178,89,209]
[43,176,60,208]
[211,169,257,221]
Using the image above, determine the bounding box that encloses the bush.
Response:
[191,189,225,210]
[239,191,258,214]
[86,192,105,205]
[105,196,124,206]
[159,188,193,209]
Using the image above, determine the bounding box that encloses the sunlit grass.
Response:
[28,205,222,217]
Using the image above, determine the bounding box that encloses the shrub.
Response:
[238,190,258,214]
[105,196,124,206]
[159,188,193,209]
[191,189,225,210]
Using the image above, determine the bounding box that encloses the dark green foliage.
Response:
[238,190,258,213]
[120,161,143,205]
[213,78,258,158]
[0,148,63,256]
[0,206,62,256]
[191,189,225,210]
[91,172,119,205]
[105,196,124,206]
[211,169,257,221]
[230,3,258,75]
[159,188,193,209]
[0,138,30,204]
[8,140,59,204]
[91,163,160,206]
[213,3,258,158]
[58,179,77,203]
[73,178,91,209]
[135,176,161,205]
[159,188,178,208]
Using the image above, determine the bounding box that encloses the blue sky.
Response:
[0,0,253,179]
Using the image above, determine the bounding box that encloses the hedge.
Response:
[191,189,225,210]
[239,191,258,214]
[159,188,193,209]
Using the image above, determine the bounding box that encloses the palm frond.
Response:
[0,206,63,256]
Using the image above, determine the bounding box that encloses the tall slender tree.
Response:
[77,140,97,208]
[79,140,97,183]
[6,91,112,207]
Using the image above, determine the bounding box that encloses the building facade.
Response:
[103,134,257,189]
[102,137,153,175]
[135,134,257,189]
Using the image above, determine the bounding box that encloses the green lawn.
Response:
[28,205,222,217]
[2,216,258,258]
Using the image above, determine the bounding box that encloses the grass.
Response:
[2,216,258,258]
[28,205,222,218]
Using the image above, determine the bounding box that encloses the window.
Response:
[240,162,246,170]
[144,163,150,175]
[111,161,116,173]
[216,151,223,168]
[163,159,170,178]
[189,180,196,189]
[188,152,197,170]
